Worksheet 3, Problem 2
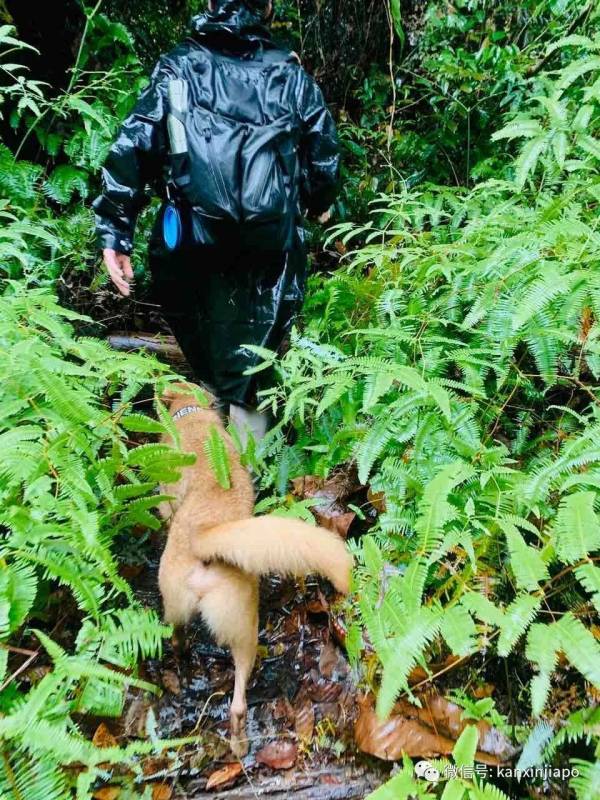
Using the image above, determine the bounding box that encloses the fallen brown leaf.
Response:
[295,695,315,742]
[307,669,343,703]
[354,694,516,765]
[152,784,172,800]
[256,740,298,770]
[319,642,350,681]
[367,489,386,514]
[161,669,180,695]
[314,509,356,538]
[292,473,360,539]
[93,788,120,800]
[119,563,144,580]
[205,762,243,791]
[92,723,118,749]
[123,692,152,738]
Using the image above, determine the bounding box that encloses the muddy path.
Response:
[119,535,388,799]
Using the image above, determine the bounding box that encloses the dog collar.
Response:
[172,405,203,422]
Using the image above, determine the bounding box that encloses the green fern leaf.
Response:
[526,623,559,716]
[497,594,541,657]
[557,613,600,688]
[553,492,600,564]
[501,521,548,591]
[515,136,548,188]
[366,763,418,799]
[414,462,474,556]
[440,603,478,657]
[575,563,600,613]
[203,424,231,490]
[571,759,600,800]
[453,724,478,768]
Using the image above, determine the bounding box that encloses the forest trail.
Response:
[126,535,387,798]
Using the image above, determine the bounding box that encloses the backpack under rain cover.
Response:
[168,44,301,252]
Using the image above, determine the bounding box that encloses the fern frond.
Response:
[553,492,600,564]
[203,424,231,490]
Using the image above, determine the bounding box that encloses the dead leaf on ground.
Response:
[151,784,173,800]
[161,669,181,695]
[305,589,330,615]
[355,694,516,765]
[292,473,360,539]
[295,695,315,741]
[93,788,120,800]
[92,723,118,749]
[307,669,344,703]
[314,509,356,538]
[119,563,144,580]
[330,613,349,648]
[122,692,152,738]
[205,762,243,791]
[367,489,386,514]
[256,740,298,770]
[142,756,172,776]
[407,655,461,685]
[319,641,350,681]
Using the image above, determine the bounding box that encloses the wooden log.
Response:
[186,764,386,800]
[106,331,193,376]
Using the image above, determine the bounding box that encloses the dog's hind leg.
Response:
[197,567,259,758]
[229,631,258,758]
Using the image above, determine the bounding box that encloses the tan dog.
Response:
[157,383,353,757]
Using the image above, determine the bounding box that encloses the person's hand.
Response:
[318,209,332,225]
[103,248,134,297]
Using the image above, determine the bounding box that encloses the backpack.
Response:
[167,44,301,252]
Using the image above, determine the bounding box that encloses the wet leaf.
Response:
[293,473,359,538]
[93,789,120,800]
[354,694,516,764]
[123,692,152,738]
[152,785,173,800]
[314,509,356,539]
[161,669,181,695]
[92,723,118,749]
[307,669,343,703]
[355,695,457,760]
[295,695,315,741]
[205,762,243,790]
[256,740,298,769]
[319,642,350,681]
[368,489,387,513]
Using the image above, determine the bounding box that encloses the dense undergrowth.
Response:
[0,13,198,797]
[1,0,600,798]
[249,9,600,800]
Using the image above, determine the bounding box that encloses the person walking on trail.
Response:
[94,0,340,441]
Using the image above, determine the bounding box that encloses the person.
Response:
[94,0,340,441]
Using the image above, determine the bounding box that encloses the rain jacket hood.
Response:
[191,0,272,42]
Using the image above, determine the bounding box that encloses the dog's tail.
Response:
[190,516,353,594]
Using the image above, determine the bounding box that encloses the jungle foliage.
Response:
[0,12,197,796]
[0,0,600,798]
[245,4,600,799]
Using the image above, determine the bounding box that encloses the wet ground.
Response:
[124,539,388,799]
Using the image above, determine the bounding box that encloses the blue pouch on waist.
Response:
[163,202,183,251]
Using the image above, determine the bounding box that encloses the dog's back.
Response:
[157,383,352,757]
[160,393,254,526]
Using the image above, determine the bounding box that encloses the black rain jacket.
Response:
[93,1,340,406]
